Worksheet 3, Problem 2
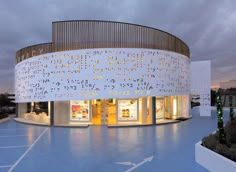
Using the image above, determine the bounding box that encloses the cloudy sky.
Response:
[0,0,236,93]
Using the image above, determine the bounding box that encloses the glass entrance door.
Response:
[91,99,117,125]
[91,99,102,125]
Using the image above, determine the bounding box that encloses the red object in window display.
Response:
[72,105,81,112]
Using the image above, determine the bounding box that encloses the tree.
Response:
[216,92,226,144]
[229,95,234,121]
[0,93,10,107]
[211,89,216,106]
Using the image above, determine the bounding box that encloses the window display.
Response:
[70,100,90,121]
[27,102,48,115]
[156,98,164,119]
[118,99,138,121]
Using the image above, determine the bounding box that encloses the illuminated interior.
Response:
[18,95,189,125]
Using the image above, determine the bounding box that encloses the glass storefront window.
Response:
[27,101,48,115]
[163,96,180,119]
[70,100,90,121]
[118,99,138,121]
[22,101,50,124]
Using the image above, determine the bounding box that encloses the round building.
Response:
[15,20,191,126]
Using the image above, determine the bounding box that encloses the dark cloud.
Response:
[0,0,236,92]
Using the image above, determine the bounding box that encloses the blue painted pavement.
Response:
[0,108,225,172]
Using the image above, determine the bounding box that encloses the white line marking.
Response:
[8,128,48,172]
[0,135,28,138]
[116,155,154,172]
[116,162,136,166]
[0,145,29,149]
[0,165,12,168]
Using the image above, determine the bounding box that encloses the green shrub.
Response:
[228,147,236,162]
[215,144,230,157]
[225,119,236,144]
[231,144,236,149]
[202,122,236,162]
[202,133,218,150]
[215,144,236,162]
[0,113,8,119]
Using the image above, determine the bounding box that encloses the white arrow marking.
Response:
[116,162,136,166]
[116,155,154,172]
[0,165,12,168]
[144,156,154,162]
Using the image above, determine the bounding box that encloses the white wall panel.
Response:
[191,61,211,116]
[15,48,190,102]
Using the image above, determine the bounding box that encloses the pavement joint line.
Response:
[0,135,28,138]
[0,165,12,168]
[8,128,49,172]
[0,145,30,149]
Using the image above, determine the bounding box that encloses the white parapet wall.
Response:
[15,48,190,102]
[191,61,211,116]
[195,141,236,172]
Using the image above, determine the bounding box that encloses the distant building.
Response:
[8,93,15,104]
[218,88,236,107]
[190,61,211,116]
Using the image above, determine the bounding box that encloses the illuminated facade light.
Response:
[173,98,177,116]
